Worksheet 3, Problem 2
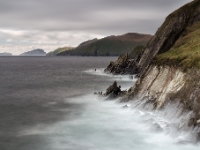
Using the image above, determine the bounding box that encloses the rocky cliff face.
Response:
[131,0,200,76]
[104,0,200,142]
[128,65,200,141]
[104,45,144,74]
[126,0,200,141]
[104,53,138,74]
[105,0,200,75]
[132,66,186,109]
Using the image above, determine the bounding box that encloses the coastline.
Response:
[87,68,200,145]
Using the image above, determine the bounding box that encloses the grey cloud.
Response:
[0,0,192,32]
[0,0,192,54]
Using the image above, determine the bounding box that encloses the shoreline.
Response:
[87,68,200,144]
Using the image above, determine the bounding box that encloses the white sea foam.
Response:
[84,68,137,82]
[18,69,200,150]
[19,93,200,150]
[84,68,136,91]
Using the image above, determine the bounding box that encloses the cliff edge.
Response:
[130,0,200,141]
[137,0,200,76]
[105,0,200,142]
[57,33,152,56]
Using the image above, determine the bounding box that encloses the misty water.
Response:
[0,57,199,150]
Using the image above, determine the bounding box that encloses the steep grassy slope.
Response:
[155,21,200,69]
[128,45,145,59]
[47,47,74,56]
[57,33,152,56]
[134,0,200,76]
[126,0,200,140]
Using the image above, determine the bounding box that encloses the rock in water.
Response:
[105,81,121,98]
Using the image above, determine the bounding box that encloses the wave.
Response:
[17,68,199,150]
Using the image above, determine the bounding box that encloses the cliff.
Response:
[104,45,144,74]
[127,65,200,142]
[130,0,200,141]
[104,0,200,142]
[137,0,200,75]
[57,33,152,56]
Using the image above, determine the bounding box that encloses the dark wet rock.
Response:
[105,81,121,96]
[104,53,129,74]
[104,45,145,75]
[94,91,103,96]
[104,81,127,99]
[104,53,139,75]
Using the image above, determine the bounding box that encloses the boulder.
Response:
[105,81,121,96]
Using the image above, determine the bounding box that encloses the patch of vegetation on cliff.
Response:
[129,45,145,59]
[155,21,200,69]
[158,0,200,34]
[47,47,74,56]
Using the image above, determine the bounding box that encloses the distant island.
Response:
[48,33,152,56]
[0,52,12,56]
[20,49,46,56]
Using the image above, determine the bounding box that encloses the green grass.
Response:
[129,45,145,59]
[154,0,200,46]
[47,47,74,56]
[155,21,200,69]
[58,39,147,56]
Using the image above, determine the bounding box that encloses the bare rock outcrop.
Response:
[104,53,138,75]
[104,0,200,142]
[104,45,145,75]
[103,81,127,99]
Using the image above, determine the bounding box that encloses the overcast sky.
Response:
[0,0,192,55]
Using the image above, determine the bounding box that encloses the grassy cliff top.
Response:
[58,33,152,56]
[159,0,200,31]
[155,21,200,69]
[47,47,74,56]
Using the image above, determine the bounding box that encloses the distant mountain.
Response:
[77,38,98,47]
[20,49,46,56]
[0,52,12,56]
[57,33,152,56]
[46,47,74,56]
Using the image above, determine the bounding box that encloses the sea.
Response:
[0,56,199,150]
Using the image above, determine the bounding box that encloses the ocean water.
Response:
[0,56,199,150]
